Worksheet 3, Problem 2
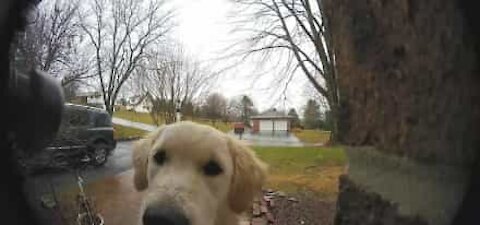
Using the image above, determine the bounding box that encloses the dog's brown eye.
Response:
[153,151,167,165]
[203,160,223,176]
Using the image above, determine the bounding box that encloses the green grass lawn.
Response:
[114,110,232,133]
[192,118,232,133]
[253,146,345,198]
[294,129,331,144]
[114,110,155,124]
[114,124,148,140]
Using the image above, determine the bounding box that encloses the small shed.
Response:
[250,109,293,134]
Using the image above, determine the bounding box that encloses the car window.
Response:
[65,108,90,127]
[94,113,112,127]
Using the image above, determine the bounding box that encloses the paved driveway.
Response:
[24,141,136,225]
[228,128,304,147]
[112,117,157,131]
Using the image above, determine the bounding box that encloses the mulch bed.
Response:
[249,190,336,225]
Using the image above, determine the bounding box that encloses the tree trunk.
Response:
[106,104,114,115]
[329,103,339,144]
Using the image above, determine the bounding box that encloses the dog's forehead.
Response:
[153,122,230,160]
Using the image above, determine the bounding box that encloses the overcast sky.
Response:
[48,0,316,113]
[172,0,313,113]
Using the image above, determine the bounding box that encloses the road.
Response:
[112,117,157,131]
[23,141,135,225]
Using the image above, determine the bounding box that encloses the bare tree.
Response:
[15,0,92,86]
[227,94,259,125]
[288,108,301,128]
[228,95,256,125]
[303,99,321,129]
[232,0,340,141]
[80,0,174,114]
[203,93,228,123]
[227,98,242,121]
[134,45,217,124]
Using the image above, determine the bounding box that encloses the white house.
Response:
[250,109,293,135]
[71,91,105,109]
[126,94,153,113]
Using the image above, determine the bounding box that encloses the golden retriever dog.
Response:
[132,121,267,225]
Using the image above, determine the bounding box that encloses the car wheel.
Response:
[91,144,108,167]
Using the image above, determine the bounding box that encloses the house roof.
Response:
[250,109,293,120]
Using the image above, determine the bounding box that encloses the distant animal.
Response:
[132,121,267,225]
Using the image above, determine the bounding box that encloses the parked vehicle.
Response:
[19,103,116,173]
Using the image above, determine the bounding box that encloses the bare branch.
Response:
[231,0,340,139]
[15,0,89,86]
[80,0,174,114]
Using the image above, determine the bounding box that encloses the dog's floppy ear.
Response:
[132,126,165,191]
[228,137,268,213]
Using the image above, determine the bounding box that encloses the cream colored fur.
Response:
[132,121,267,225]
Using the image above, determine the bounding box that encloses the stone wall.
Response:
[323,0,480,224]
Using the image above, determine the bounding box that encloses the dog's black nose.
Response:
[143,205,190,225]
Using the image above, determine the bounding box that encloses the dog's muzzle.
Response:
[143,205,190,225]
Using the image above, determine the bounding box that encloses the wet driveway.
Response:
[228,128,304,147]
[24,141,140,225]
[112,117,157,132]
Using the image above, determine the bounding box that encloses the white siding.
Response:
[86,96,103,105]
[275,120,288,131]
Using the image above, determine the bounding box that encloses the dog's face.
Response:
[132,121,267,225]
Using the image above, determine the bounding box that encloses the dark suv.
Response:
[20,103,116,172]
